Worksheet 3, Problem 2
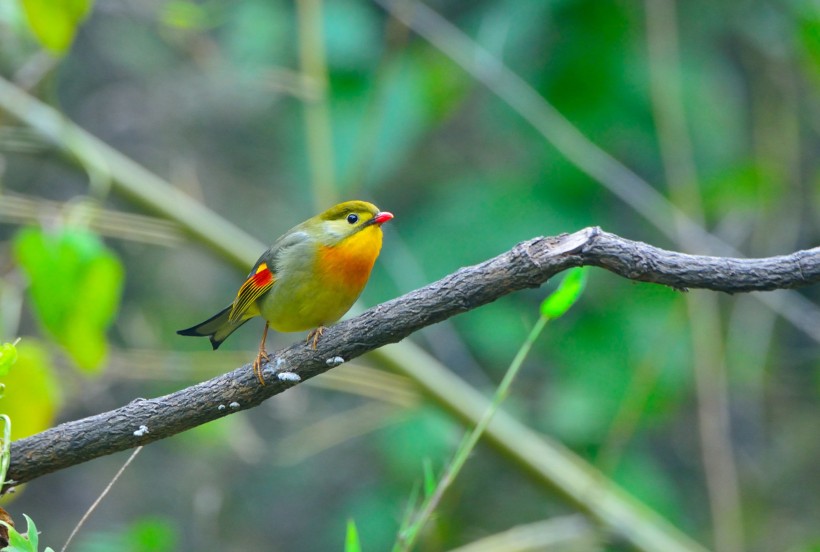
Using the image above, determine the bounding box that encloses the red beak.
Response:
[373,211,394,225]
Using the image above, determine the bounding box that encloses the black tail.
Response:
[177,305,250,350]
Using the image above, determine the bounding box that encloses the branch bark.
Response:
[9,227,819,488]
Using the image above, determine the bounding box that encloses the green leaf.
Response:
[540,267,588,320]
[1,525,33,552]
[1,514,40,552]
[345,519,362,552]
[23,514,38,551]
[0,340,60,440]
[13,227,124,373]
[128,517,178,552]
[0,342,18,377]
[61,516,177,552]
[20,0,94,54]
[62,251,123,371]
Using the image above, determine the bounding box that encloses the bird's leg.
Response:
[252,323,270,386]
[306,326,326,349]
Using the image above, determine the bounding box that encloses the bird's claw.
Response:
[306,326,326,349]
[253,349,270,386]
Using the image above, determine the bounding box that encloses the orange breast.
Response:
[315,227,383,293]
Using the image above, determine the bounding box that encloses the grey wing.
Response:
[253,229,312,277]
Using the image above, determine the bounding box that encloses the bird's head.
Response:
[314,200,393,245]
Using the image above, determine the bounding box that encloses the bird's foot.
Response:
[306,326,326,349]
[252,349,271,386]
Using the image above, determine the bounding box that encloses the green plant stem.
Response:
[645,2,743,551]
[0,77,708,552]
[296,0,338,211]
[0,415,10,487]
[396,315,549,551]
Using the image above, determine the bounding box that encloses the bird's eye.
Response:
[346,213,359,224]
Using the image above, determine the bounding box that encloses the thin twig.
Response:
[0,192,183,247]
[0,75,264,270]
[60,446,143,552]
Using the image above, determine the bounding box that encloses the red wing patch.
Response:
[228,263,275,323]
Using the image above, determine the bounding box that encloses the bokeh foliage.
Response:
[0,0,818,551]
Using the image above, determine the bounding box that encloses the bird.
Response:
[177,200,393,385]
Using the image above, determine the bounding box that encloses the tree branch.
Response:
[9,227,819,488]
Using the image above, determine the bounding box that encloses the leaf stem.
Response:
[396,314,549,551]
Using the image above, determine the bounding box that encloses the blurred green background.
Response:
[0,0,819,551]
